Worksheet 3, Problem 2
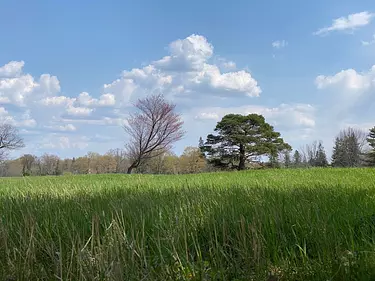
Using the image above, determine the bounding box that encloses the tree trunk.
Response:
[127,165,134,174]
[238,144,246,170]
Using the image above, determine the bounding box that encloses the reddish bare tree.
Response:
[0,123,25,161]
[124,94,185,174]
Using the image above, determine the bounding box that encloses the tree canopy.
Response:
[201,114,291,170]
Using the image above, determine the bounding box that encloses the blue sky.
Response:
[1,0,375,159]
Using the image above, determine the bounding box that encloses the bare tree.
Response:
[20,154,37,176]
[124,94,185,174]
[39,154,61,175]
[106,148,128,173]
[0,123,25,161]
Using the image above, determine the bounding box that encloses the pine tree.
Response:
[198,137,204,149]
[332,128,363,167]
[367,127,375,166]
[315,142,328,167]
[332,137,344,167]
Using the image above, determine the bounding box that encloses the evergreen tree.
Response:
[268,153,281,168]
[202,114,290,170]
[199,137,204,148]
[315,142,328,167]
[331,128,364,167]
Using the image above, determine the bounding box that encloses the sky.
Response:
[1,0,375,159]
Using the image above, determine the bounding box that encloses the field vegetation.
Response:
[1,169,375,280]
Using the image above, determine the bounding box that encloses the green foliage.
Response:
[202,114,291,170]
[332,128,364,167]
[315,142,328,167]
[1,170,375,280]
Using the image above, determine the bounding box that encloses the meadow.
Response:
[1,169,375,280]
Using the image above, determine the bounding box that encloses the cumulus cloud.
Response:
[66,105,94,116]
[40,96,75,106]
[76,92,116,107]
[272,40,288,49]
[154,34,214,71]
[0,61,25,77]
[315,66,375,91]
[103,34,262,103]
[314,11,374,36]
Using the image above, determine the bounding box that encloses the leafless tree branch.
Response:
[123,94,185,173]
[0,123,25,161]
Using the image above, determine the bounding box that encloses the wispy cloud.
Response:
[362,34,375,46]
[314,11,374,36]
[272,40,288,49]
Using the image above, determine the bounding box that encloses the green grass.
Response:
[1,169,375,280]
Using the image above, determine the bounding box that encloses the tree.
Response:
[300,140,328,167]
[293,150,302,167]
[124,94,185,174]
[72,157,90,174]
[39,154,61,175]
[366,126,375,166]
[282,150,291,168]
[0,123,25,161]
[106,148,128,173]
[202,114,291,170]
[20,154,36,176]
[315,142,328,167]
[96,155,117,174]
[331,127,367,167]
[179,146,206,174]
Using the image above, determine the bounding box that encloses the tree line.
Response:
[1,93,375,176]
[0,147,208,177]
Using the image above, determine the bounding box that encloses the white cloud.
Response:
[58,117,127,126]
[154,34,213,71]
[272,40,288,49]
[192,103,315,129]
[315,66,375,91]
[66,105,94,116]
[314,11,374,36]
[76,92,116,107]
[222,61,236,70]
[0,108,36,127]
[98,93,116,106]
[40,96,75,106]
[45,124,77,132]
[40,135,89,150]
[362,34,375,46]
[104,34,261,103]
[0,74,37,106]
[191,64,261,97]
[0,107,9,116]
[195,112,220,120]
[0,61,25,77]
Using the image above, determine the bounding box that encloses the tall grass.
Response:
[1,169,375,280]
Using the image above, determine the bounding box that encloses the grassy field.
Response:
[1,169,375,280]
